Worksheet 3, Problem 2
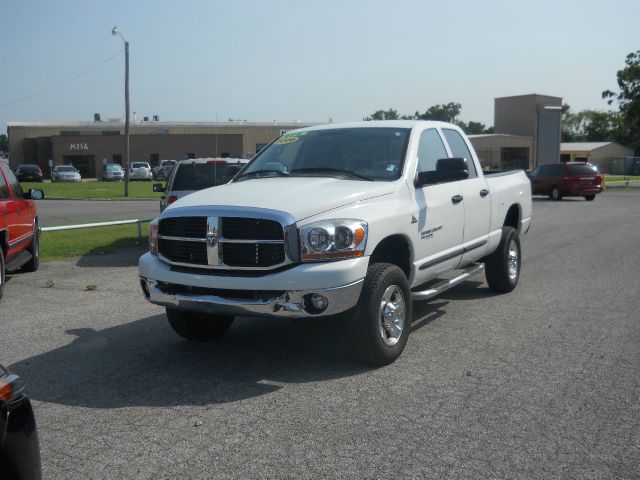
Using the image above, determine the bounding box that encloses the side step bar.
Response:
[4,250,33,273]
[411,262,485,301]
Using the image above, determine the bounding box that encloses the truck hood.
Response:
[166,177,397,221]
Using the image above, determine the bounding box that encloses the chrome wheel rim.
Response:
[378,285,406,346]
[507,239,519,281]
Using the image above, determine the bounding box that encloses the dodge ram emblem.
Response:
[206,229,218,247]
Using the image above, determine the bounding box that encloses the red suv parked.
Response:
[0,162,44,301]
[528,162,603,201]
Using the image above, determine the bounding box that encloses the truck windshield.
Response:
[239,128,410,181]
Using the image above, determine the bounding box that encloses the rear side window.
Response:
[569,165,597,175]
[0,169,10,199]
[171,163,234,191]
[442,129,477,178]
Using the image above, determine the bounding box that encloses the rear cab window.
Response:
[442,129,478,178]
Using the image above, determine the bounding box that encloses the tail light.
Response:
[149,219,159,255]
[0,372,24,403]
[168,195,177,205]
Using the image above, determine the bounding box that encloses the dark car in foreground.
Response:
[528,162,603,200]
[0,365,41,480]
[15,165,43,183]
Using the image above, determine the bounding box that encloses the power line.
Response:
[0,50,123,109]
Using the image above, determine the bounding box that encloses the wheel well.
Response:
[504,204,521,232]
[369,235,411,279]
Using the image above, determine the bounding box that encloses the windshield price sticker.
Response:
[275,131,308,145]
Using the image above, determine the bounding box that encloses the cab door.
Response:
[441,128,492,264]
[411,128,465,286]
[1,166,21,254]
[1,167,32,253]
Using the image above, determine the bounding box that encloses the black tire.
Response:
[0,248,5,302]
[585,195,595,201]
[345,263,412,366]
[23,222,40,272]
[485,226,521,293]
[550,187,562,201]
[166,308,234,341]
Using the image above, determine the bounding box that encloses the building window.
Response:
[560,154,570,162]
[113,154,123,165]
[187,153,195,159]
[150,153,160,166]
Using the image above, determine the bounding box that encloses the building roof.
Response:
[560,142,616,152]
[7,120,313,129]
[468,133,532,141]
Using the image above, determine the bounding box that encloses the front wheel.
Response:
[484,226,521,293]
[23,223,40,272]
[345,263,412,366]
[584,195,595,201]
[0,248,5,302]
[166,308,234,341]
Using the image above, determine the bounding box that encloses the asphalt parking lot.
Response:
[1,190,639,479]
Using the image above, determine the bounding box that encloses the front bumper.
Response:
[140,277,363,318]
[138,252,369,318]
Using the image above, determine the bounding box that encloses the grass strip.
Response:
[40,224,149,261]
[21,180,162,199]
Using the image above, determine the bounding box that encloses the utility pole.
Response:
[112,26,130,197]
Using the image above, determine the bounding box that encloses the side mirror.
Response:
[152,183,165,193]
[415,158,469,187]
[26,189,45,200]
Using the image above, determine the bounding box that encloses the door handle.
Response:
[480,189,490,197]
[451,195,463,204]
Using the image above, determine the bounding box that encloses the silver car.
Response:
[102,163,124,181]
[130,162,152,181]
[153,158,248,212]
[51,165,81,182]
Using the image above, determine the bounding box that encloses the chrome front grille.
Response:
[158,213,294,270]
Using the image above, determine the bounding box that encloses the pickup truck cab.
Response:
[0,162,44,301]
[139,121,532,365]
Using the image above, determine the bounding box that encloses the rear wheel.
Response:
[584,195,595,201]
[166,308,234,341]
[345,263,412,366]
[550,187,562,201]
[23,223,40,272]
[485,226,521,293]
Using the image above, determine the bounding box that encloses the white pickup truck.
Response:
[139,121,532,365]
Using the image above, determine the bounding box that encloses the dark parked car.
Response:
[0,364,42,480]
[528,162,603,201]
[153,158,248,212]
[15,165,43,183]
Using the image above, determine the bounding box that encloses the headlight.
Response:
[300,219,367,261]
[149,218,159,255]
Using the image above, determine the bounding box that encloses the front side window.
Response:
[3,167,23,198]
[417,129,448,174]
[442,129,477,178]
[238,128,411,182]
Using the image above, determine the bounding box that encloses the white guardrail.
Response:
[40,218,154,240]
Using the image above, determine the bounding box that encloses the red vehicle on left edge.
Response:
[0,161,44,301]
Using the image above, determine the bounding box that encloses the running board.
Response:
[411,263,485,301]
[4,250,33,273]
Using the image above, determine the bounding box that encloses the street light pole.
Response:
[112,26,130,197]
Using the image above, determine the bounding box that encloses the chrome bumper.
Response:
[140,277,363,318]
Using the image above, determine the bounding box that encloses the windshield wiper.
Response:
[237,169,290,181]
[290,167,373,181]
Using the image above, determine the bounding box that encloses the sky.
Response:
[1,0,638,133]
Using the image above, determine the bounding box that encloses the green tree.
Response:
[415,102,461,122]
[562,103,622,142]
[0,134,7,152]
[461,121,487,135]
[363,108,399,121]
[603,50,640,153]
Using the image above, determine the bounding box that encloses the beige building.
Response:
[7,121,310,178]
[494,94,562,166]
[469,134,534,170]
